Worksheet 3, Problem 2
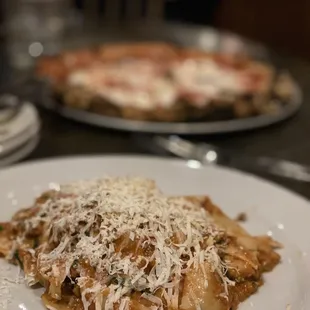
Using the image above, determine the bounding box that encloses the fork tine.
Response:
[145,0,165,20]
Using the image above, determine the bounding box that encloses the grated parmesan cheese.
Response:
[14,177,234,310]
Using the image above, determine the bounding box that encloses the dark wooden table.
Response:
[1,26,310,199]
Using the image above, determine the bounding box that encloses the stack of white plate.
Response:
[0,102,40,166]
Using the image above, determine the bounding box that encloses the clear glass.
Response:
[4,0,68,69]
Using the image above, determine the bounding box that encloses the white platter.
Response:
[0,156,309,309]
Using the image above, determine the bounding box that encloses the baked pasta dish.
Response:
[0,177,281,310]
[36,42,296,122]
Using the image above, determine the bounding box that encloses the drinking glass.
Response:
[3,0,68,69]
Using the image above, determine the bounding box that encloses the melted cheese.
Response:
[68,61,178,110]
[173,59,247,107]
[68,58,258,111]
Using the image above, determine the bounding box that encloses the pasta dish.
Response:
[0,177,281,310]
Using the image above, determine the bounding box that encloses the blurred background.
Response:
[0,0,309,198]
[1,0,310,61]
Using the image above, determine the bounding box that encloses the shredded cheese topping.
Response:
[17,177,234,310]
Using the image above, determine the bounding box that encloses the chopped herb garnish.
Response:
[0,225,3,231]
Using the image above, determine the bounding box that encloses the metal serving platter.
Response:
[39,23,303,134]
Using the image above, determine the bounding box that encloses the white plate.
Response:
[0,103,40,154]
[0,156,309,310]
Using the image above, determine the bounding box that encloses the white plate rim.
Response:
[2,154,309,203]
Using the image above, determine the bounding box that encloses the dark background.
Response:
[71,0,310,60]
[1,0,309,59]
